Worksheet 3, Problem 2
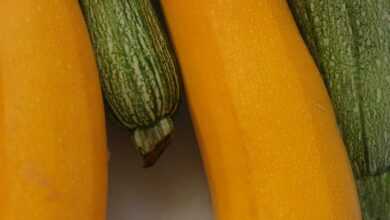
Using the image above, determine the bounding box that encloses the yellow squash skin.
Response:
[161,0,361,219]
[0,1,108,219]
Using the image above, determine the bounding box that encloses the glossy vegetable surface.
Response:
[288,0,390,178]
[161,0,361,219]
[0,1,108,219]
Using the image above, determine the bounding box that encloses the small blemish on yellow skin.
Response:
[20,164,62,202]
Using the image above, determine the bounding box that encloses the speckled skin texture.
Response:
[80,0,180,158]
[162,0,361,219]
[358,173,390,220]
[289,0,390,178]
[289,1,390,219]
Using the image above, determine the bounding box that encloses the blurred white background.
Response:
[107,101,214,220]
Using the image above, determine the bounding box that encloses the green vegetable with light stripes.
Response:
[358,173,390,220]
[80,0,180,167]
[288,0,390,219]
[288,0,390,178]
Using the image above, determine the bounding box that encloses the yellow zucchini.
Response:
[0,1,108,219]
[161,0,361,219]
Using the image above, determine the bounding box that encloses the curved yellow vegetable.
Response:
[0,1,108,220]
[161,0,361,219]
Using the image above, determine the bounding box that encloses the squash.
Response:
[358,173,390,220]
[161,0,361,219]
[288,1,390,219]
[288,0,390,178]
[0,1,108,220]
[80,0,180,166]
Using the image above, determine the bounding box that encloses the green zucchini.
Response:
[80,0,180,167]
[358,173,390,220]
[288,0,390,178]
[288,1,390,219]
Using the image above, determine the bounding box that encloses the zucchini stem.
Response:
[133,117,174,167]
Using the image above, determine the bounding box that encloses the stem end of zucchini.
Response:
[142,133,172,168]
[133,117,174,167]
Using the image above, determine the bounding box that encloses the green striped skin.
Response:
[80,0,180,166]
[288,0,390,178]
[288,1,390,219]
[358,173,390,220]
